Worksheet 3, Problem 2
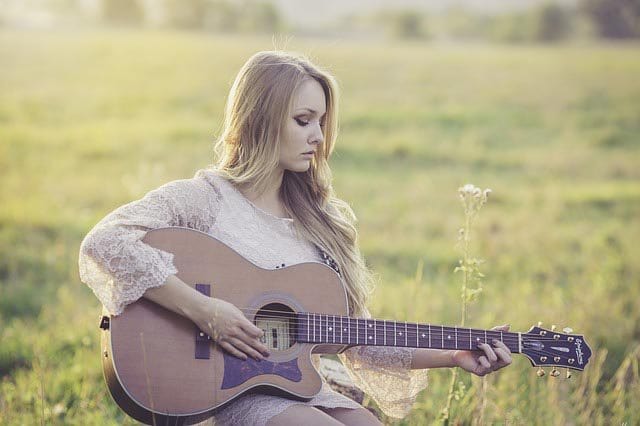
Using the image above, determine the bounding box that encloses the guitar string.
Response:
[188,307,579,355]
[196,307,575,345]
[238,308,575,343]
[233,307,578,340]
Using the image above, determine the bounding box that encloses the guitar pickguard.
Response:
[221,353,302,389]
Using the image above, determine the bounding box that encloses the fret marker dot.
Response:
[368,336,372,340]
[328,327,332,331]
[447,335,452,340]
[368,324,372,328]
[421,334,425,337]
[399,332,403,336]
[476,338,481,342]
[344,328,347,332]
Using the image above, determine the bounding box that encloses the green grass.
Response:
[1,29,639,424]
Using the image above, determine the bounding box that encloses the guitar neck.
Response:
[296,313,521,353]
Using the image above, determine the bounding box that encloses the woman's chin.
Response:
[286,162,312,173]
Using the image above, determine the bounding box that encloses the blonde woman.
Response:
[79,51,512,425]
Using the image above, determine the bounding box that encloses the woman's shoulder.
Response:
[143,168,225,206]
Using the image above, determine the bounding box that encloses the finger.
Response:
[238,330,270,356]
[230,337,265,361]
[478,355,491,370]
[491,324,510,331]
[241,321,264,338]
[219,341,247,360]
[479,343,498,363]
[493,347,513,366]
[492,339,512,354]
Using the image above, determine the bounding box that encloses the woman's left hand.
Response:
[451,324,512,376]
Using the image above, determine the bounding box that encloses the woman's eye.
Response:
[295,118,309,126]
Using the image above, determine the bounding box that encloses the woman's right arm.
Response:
[144,274,269,360]
[79,177,268,360]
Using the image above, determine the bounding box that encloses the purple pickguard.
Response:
[221,353,302,389]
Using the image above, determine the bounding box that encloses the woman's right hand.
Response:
[192,297,271,361]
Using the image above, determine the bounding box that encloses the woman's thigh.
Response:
[322,407,382,426]
[266,404,344,426]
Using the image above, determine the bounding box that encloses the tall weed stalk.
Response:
[441,184,491,423]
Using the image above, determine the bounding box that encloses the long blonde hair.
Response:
[213,50,373,316]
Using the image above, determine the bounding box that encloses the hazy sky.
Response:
[271,0,579,28]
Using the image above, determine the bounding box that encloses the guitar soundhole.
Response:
[255,303,296,351]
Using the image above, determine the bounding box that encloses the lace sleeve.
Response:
[338,309,429,418]
[78,177,221,316]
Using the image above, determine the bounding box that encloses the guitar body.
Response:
[100,227,349,425]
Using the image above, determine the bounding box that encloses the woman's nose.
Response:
[309,122,324,145]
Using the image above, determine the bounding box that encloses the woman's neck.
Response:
[240,169,289,219]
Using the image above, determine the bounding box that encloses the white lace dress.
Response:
[79,169,429,425]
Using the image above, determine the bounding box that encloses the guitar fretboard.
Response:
[297,313,520,353]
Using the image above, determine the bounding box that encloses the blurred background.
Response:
[1,0,639,424]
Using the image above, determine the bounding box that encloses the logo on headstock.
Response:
[576,339,584,365]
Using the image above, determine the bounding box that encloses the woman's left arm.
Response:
[411,324,513,376]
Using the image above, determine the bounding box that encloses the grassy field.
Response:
[1,29,639,424]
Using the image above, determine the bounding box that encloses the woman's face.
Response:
[278,78,326,173]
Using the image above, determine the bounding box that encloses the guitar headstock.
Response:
[521,324,592,375]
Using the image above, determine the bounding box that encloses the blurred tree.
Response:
[488,13,533,43]
[202,0,241,32]
[385,10,428,39]
[241,1,282,33]
[100,0,144,26]
[580,0,640,38]
[442,7,490,40]
[531,2,573,41]
[164,0,208,29]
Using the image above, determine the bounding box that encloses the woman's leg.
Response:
[322,407,382,426]
[266,404,344,426]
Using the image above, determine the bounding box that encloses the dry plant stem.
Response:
[443,214,471,422]
[442,185,490,423]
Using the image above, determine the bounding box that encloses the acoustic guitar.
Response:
[98,227,592,425]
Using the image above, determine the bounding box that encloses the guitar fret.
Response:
[333,315,336,343]
[403,322,407,347]
[374,320,377,345]
[394,322,397,346]
[455,326,458,349]
[428,324,431,348]
[383,320,386,346]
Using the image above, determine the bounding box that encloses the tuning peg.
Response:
[536,367,545,377]
[550,368,560,377]
[537,321,543,327]
[551,324,557,332]
[566,368,572,379]
[563,327,573,334]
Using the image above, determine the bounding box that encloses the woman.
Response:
[79,50,512,425]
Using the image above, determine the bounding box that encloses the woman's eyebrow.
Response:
[296,107,326,115]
